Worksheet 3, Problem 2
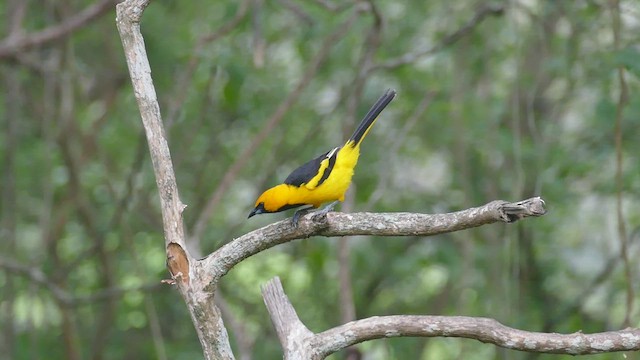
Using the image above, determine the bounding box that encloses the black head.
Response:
[248,202,266,218]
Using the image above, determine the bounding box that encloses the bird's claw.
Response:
[311,201,339,221]
[291,206,313,228]
[291,202,339,227]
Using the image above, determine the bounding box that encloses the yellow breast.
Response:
[291,144,360,207]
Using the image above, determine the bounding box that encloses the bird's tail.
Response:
[347,88,396,147]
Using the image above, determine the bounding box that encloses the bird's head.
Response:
[248,186,282,218]
[248,185,299,218]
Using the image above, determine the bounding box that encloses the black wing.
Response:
[284,147,339,188]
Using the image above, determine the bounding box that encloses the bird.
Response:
[248,88,397,225]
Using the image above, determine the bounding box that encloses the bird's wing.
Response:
[284,147,340,190]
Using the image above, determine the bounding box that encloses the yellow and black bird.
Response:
[248,89,396,224]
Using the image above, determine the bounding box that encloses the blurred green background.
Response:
[1,0,639,359]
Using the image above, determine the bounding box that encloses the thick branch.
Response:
[262,277,640,359]
[116,1,233,359]
[116,0,187,252]
[262,278,314,358]
[311,316,640,357]
[204,197,546,283]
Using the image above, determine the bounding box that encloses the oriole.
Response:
[248,89,396,224]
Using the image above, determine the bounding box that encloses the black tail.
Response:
[348,88,396,146]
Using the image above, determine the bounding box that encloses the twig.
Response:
[0,256,162,306]
[364,91,435,208]
[311,0,339,12]
[1,13,22,350]
[198,1,250,45]
[0,0,119,59]
[344,0,382,129]
[609,0,633,328]
[252,0,265,68]
[277,0,315,25]
[7,0,27,34]
[165,0,250,127]
[548,231,639,329]
[373,4,504,70]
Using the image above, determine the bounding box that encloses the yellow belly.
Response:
[288,145,359,207]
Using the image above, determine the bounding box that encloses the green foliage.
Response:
[1,0,639,359]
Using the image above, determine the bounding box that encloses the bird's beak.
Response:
[248,204,264,218]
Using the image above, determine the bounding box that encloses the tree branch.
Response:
[373,3,504,70]
[165,0,250,127]
[203,197,546,283]
[262,278,315,358]
[116,1,234,359]
[311,316,640,357]
[116,0,188,254]
[262,277,640,359]
[609,0,633,328]
[0,256,162,306]
[0,0,119,59]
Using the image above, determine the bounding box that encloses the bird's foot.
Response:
[311,201,340,221]
[292,206,314,228]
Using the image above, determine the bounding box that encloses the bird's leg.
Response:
[311,200,340,220]
[292,205,314,228]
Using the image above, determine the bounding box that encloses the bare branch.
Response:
[262,277,314,358]
[311,316,640,357]
[0,0,119,59]
[116,0,188,253]
[373,4,504,70]
[0,256,70,304]
[609,0,633,328]
[199,1,250,44]
[0,256,162,306]
[251,0,266,70]
[277,0,315,26]
[262,277,640,359]
[344,0,383,128]
[549,233,640,330]
[216,293,256,360]
[165,0,250,127]
[365,91,435,208]
[204,197,546,282]
[311,0,339,12]
[116,1,234,359]
[7,0,27,34]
